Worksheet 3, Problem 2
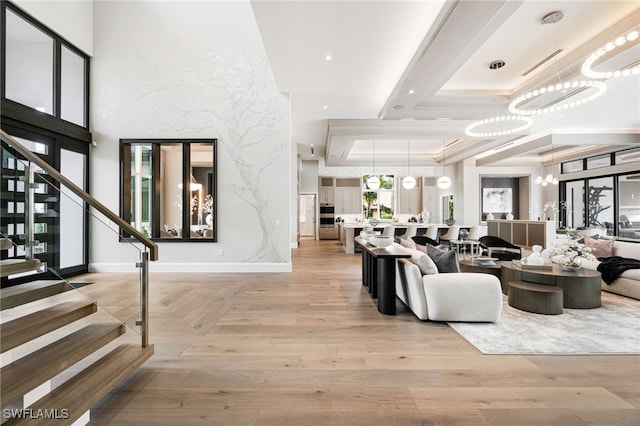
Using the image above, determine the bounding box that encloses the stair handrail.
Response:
[2,129,155,347]
[1,129,158,261]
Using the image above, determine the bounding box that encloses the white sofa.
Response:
[582,240,640,300]
[395,248,502,322]
[547,238,640,300]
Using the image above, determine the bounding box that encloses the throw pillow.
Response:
[415,244,427,254]
[411,251,438,275]
[584,236,614,259]
[426,244,460,273]
[399,237,417,250]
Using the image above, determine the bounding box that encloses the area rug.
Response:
[448,292,640,355]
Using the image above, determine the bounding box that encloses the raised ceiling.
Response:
[251,0,640,168]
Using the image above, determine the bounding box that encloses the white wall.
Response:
[300,160,319,193]
[90,1,291,272]
[14,0,93,55]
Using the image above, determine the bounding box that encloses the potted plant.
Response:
[445,195,455,226]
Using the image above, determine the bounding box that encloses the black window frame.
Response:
[120,139,218,242]
[1,1,91,141]
[1,1,92,287]
[560,171,640,240]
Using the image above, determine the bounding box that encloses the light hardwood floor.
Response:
[77,239,638,425]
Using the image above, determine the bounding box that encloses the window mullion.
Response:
[54,40,61,118]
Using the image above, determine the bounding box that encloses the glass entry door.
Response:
[1,127,89,284]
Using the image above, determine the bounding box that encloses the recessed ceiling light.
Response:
[408,89,415,94]
[323,105,328,109]
[325,54,332,61]
[489,60,506,70]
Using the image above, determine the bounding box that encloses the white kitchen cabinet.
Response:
[319,186,334,204]
[397,178,421,214]
[318,176,335,204]
[422,177,439,222]
[335,187,361,215]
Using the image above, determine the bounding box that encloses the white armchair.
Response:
[395,248,502,322]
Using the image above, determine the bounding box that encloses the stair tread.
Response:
[1,301,98,353]
[0,258,41,278]
[1,322,125,407]
[0,280,70,311]
[0,238,12,250]
[4,344,154,426]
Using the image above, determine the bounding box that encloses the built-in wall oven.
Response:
[319,204,338,239]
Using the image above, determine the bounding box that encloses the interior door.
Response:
[300,194,316,237]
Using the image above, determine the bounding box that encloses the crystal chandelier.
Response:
[581,28,640,80]
[465,97,533,138]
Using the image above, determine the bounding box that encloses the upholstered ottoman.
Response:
[422,273,503,322]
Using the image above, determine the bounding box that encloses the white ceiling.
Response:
[251,0,640,168]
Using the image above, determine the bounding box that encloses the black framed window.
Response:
[1,1,90,139]
[120,139,217,242]
[560,172,640,241]
[1,1,91,287]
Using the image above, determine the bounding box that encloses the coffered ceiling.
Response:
[251,0,640,168]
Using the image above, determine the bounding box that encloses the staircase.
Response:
[0,250,153,426]
[1,130,157,425]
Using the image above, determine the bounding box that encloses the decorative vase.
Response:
[506,212,514,220]
[486,212,494,220]
[561,258,581,272]
[445,218,455,226]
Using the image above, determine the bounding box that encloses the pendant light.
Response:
[402,139,416,189]
[535,144,559,186]
[367,137,380,190]
[437,140,451,189]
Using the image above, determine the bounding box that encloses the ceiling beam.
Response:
[379,0,524,119]
[475,135,552,166]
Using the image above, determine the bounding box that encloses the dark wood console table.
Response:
[354,237,411,315]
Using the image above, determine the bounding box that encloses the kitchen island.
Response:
[339,222,480,254]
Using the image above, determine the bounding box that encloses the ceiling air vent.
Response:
[522,49,563,76]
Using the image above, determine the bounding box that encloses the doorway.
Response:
[300,193,317,238]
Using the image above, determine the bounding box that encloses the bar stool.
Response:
[467,225,481,241]
[399,224,417,240]
[439,225,459,249]
[382,225,396,237]
[425,225,439,240]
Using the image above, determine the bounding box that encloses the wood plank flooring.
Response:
[76,239,639,425]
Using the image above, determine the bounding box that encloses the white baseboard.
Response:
[89,262,292,273]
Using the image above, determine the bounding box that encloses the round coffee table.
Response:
[500,261,601,309]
